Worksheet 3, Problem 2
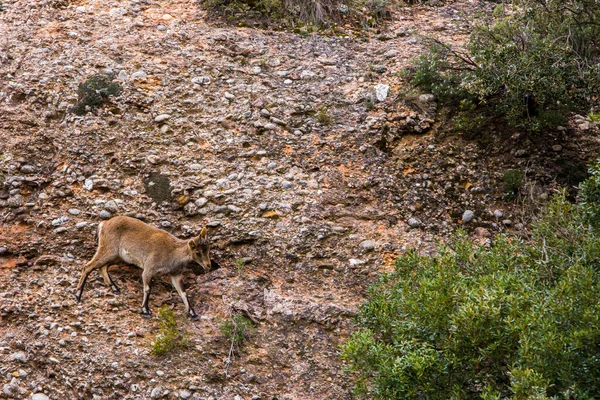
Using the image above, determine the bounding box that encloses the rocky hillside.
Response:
[1,0,598,399]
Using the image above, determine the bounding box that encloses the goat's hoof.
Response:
[188,313,200,321]
[141,309,152,318]
[111,287,121,295]
[74,293,82,302]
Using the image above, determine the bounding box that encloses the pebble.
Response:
[493,209,504,219]
[3,378,18,397]
[147,155,161,164]
[75,222,88,229]
[191,76,211,85]
[54,227,68,234]
[179,389,192,399]
[11,351,28,363]
[32,394,50,400]
[359,240,375,251]
[156,370,164,376]
[407,218,421,228]
[0,247,7,254]
[228,205,242,213]
[267,162,277,170]
[383,49,399,58]
[84,179,94,191]
[7,194,23,208]
[20,165,35,174]
[52,216,69,226]
[552,144,563,152]
[462,210,475,223]
[195,198,208,207]
[154,114,171,123]
[104,200,118,213]
[282,181,293,189]
[151,386,163,399]
[131,70,147,80]
[502,219,512,226]
[373,84,390,102]
[419,94,436,103]
[99,210,112,220]
[68,208,81,215]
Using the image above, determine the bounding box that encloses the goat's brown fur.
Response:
[75,216,213,318]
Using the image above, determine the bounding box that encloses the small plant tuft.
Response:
[503,169,525,197]
[316,106,334,125]
[151,306,189,355]
[220,314,254,351]
[72,73,123,116]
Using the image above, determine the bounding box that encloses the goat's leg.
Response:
[100,265,121,294]
[171,275,198,319]
[141,269,154,317]
[75,253,116,302]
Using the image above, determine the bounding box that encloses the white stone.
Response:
[373,84,390,102]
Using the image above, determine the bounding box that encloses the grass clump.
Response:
[410,0,600,132]
[315,106,334,125]
[343,166,600,398]
[72,73,123,116]
[151,306,189,355]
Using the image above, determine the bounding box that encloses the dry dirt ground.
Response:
[1,1,599,399]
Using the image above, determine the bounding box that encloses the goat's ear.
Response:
[200,227,207,239]
[189,239,197,250]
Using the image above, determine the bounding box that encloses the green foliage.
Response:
[578,159,600,229]
[151,306,189,355]
[235,258,246,275]
[343,188,600,399]
[503,169,525,196]
[410,46,465,103]
[220,314,254,349]
[73,73,123,116]
[588,112,600,124]
[411,0,600,131]
[316,106,334,125]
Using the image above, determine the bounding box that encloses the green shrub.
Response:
[73,73,123,116]
[220,314,254,350]
[151,306,189,355]
[578,159,600,229]
[343,189,600,398]
[503,169,525,196]
[412,0,600,131]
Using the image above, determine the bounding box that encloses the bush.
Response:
[578,159,600,230]
[202,0,390,25]
[412,0,600,131]
[220,314,254,350]
[73,73,122,116]
[343,187,600,398]
[151,306,189,355]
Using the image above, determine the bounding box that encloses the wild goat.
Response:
[75,216,216,318]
